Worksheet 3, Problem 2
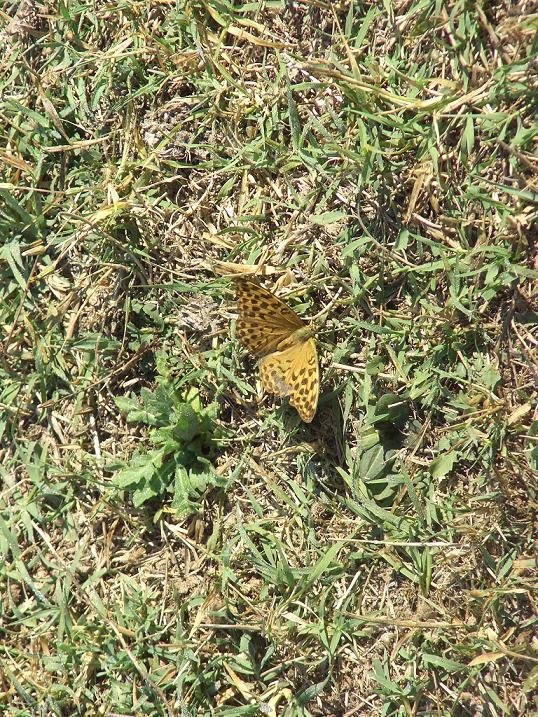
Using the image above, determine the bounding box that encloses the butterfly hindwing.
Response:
[259,339,319,423]
[288,338,319,423]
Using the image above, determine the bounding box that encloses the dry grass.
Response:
[1,0,537,715]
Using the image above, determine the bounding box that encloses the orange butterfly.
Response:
[234,278,319,422]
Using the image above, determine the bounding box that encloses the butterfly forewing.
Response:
[235,279,304,355]
[236,317,290,356]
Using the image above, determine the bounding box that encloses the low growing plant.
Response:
[113,361,223,516]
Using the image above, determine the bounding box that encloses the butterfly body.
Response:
[234,278,319,422]
[275,325,315,351]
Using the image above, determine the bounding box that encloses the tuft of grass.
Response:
[1,1,537,716]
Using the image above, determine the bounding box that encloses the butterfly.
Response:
[234,278,319,422]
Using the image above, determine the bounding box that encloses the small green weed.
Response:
[113,357,223,515]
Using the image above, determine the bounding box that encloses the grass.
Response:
[1,0,537,715]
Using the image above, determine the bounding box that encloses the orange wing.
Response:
[234,279,304,356]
